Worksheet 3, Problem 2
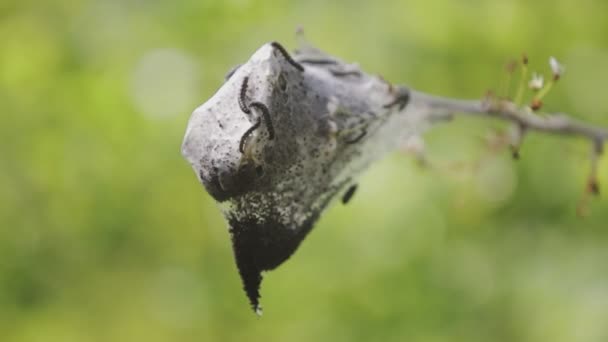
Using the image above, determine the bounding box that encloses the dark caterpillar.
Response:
[342,184,358,204]
[345,130,367,144]
[239,118,262,154]
[250,101,275,140]
[239,76,251,114]
[270,42,305,72]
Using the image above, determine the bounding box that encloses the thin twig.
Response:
[412,91,608,142]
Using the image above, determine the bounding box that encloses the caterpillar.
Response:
[342,184,358,204]
[250,101,275,140]
[345,130,367,144]
[270,42,305,72]
[239,76,251,114]
[239,118,262,154]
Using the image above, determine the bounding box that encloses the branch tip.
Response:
[530,99,543,111]
[589,180,600,196]
[593,138,604,155]
[510,146,521,160]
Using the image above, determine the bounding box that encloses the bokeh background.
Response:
[2,0,608,341]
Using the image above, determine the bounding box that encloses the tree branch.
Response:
[410,90,606,195]
[414,91,608,142]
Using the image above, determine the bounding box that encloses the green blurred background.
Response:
[2,0,608,341]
